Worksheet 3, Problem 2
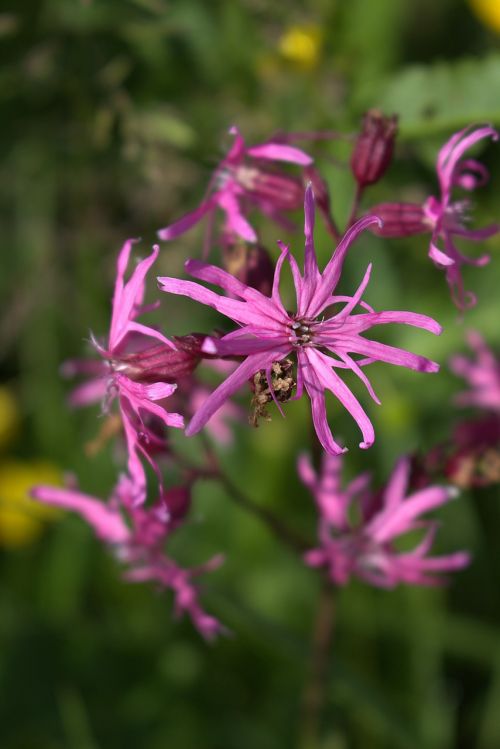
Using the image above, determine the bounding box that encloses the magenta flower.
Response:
[31,476,224,640]
[301,453,470,587]
[371,125,498,310]
[450,331,500,412]
[159,186,441,455]
[157,126,312,252]
[65,239,184,494]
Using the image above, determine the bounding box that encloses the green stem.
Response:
[299,582,336,749]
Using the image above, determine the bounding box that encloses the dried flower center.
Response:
[249,358,296,427]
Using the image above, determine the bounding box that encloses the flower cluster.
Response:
[31,118,497,638]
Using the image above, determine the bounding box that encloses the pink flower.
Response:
[370,125,499,310]
[64,239,184,495]
[301,453,470,587]
[450,330,500,412]
[31,476,224,640]
[158,186,441,455]
[157,126,312,252]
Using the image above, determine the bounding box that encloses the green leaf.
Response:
[357,54,500,138]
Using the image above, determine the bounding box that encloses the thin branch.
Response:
[346,183,364,229]
[198,433,309,554]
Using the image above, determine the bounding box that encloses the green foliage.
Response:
[362,55,500,138]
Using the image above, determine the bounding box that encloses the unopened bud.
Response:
[116,337,205,383]
[368,202,429,238]
[223,242,274,296]
[162,485,192,523]
[351,110,398,188]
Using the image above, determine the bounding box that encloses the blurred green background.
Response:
[1,0,500,747]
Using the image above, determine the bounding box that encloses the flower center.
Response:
[288,319,315,346]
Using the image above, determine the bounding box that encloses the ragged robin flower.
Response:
[159,185,442,455]
[157,126,312,254]
[301,452,470,587]
[370,125,499,310]
[63,239,186,497]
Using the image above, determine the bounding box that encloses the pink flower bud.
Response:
[368,202,429,238]
[351,110,398,188]
[116,337,204,384]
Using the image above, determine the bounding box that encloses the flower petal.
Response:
[338,336,440,373]
[158,275,282,330]
[30,485,130,544]
[157,197,217,241]
[368,486,458,544]
[306,215,382,318]
[217,189,257,242]
[247,142,313,165]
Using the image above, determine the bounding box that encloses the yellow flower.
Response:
[0,387,19,450]
[469,0,500,33]
[0,460,62,548]
[278,25,322,70]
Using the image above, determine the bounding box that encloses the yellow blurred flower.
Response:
[0,460,62,548]
[469,0,500,33]
[278,25,322,70]
[0,387,19,450]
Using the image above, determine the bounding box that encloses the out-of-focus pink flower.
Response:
[370,126,499,310]
[450,330,500,412]
[301,453,469,588]
[159,186,441,455]
[31,476,224,640]
[157,126,312,253]
[63,239,185,496]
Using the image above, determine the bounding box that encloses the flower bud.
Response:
[162,485,192,523]
[116,336,206,384]
[223,242,274,296]
[351,110,398,187]
[368,202,429,238]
